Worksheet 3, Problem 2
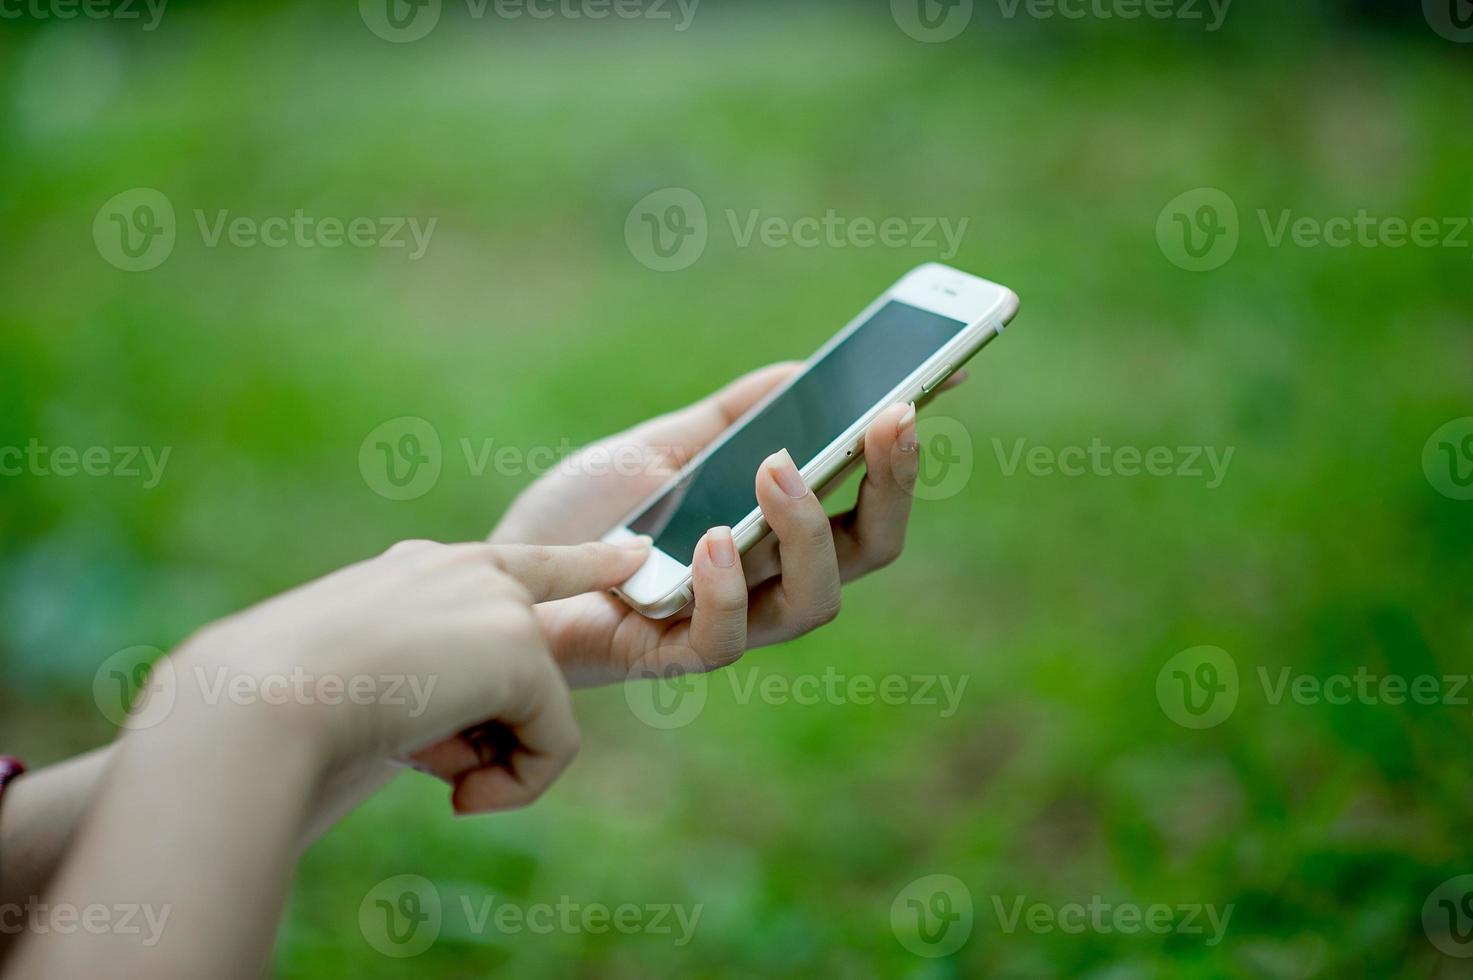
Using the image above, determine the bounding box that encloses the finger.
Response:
[452,657,580,815]
[832,402,918,580]
[740,533,782,589]
[682,527,748,669]
[489,539,651,603]
[454,766,545,814]
[409,738,477,783]
[384,538,440,557]
[751,449,842,632]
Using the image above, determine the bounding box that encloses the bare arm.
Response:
[0,743,398,963]
[2,539,639,979]
[0,750,111,913]
[4,708,325,980]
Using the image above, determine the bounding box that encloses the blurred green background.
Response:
[2,0,1472,976]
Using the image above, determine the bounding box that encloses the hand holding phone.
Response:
[488,263,1019,689]
[606,263,1020,618]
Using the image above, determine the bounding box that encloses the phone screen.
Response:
[627,300,967,564]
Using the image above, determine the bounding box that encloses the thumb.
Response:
[490,539,651,603]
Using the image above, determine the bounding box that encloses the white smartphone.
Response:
[603,262,1020,619]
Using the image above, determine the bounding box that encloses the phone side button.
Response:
[920,363,953,394]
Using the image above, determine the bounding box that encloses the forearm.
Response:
[0,748,112,911]
[4,707,327,980]
[0,741,398,909]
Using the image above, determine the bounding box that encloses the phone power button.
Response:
[920,364,953,394]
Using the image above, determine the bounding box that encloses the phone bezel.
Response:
[604,262,1020,619]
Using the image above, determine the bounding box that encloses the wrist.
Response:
[138,641,343,779]
[162,634,424,775]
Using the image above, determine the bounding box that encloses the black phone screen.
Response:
[627,300,967,564]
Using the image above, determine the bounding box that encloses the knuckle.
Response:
[867,537,905,572]
[706,586,748,617]
[499,601,544,645]
[891,450,921,491]
[483,564,535,607]
[507,579,536,608]
[794,514,835,551]
[559,722,582,764]
[386,538,437,557]
[799,594,842,631]
[703,645,746,671]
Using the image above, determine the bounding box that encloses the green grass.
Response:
[2,3,1471,977]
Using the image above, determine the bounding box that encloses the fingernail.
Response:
[615,535,653,550]
[770,449,808,498]
[707,526,737,567]
[898,403,918,454]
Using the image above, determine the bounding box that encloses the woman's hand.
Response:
[490,363,963,688]
[5,539,648,980]
[168,537,648,814]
